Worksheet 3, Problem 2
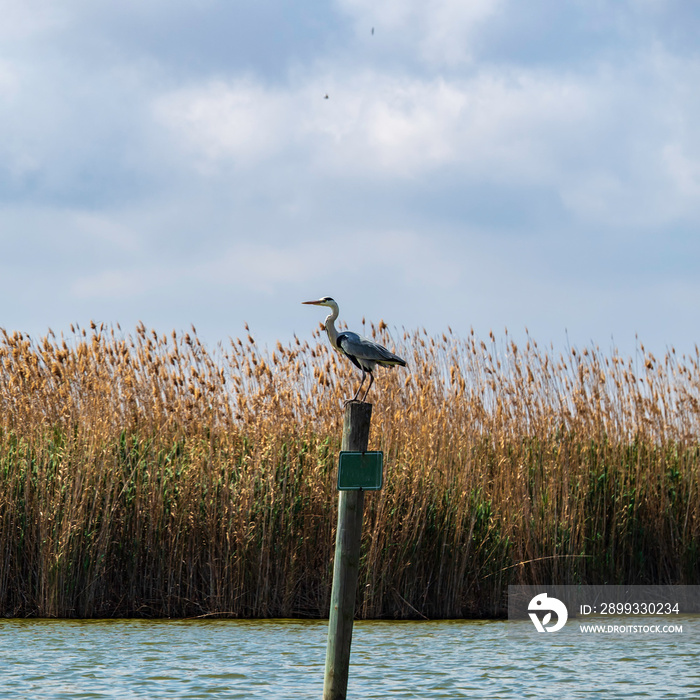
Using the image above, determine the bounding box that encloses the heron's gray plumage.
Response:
[336,331,405,369]
[302,296,407,402]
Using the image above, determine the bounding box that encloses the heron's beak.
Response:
[302,300,322,305]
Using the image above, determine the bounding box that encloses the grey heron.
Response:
[302,296,407,402]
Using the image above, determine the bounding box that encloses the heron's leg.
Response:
[361,371,374,402]
[348,369,366,403]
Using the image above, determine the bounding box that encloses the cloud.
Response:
[152,68,593,178]
[5,0,700,232]
[153,78,295,170]
[150,48,700,233]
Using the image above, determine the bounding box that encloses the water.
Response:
[1,617,698,699]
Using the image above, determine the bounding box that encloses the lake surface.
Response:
[1,617,698,698]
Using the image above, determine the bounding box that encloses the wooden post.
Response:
[323,401,372,700]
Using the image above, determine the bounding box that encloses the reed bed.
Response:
[0,321,698,619]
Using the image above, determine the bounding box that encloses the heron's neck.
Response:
[325,306,340,349]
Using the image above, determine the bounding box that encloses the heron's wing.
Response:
[337,331,406,367]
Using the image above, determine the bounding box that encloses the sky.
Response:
[1,0,700,358]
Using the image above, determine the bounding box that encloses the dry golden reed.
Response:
[0,322,698,618]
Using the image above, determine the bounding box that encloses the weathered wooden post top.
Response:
[323,400,382,700]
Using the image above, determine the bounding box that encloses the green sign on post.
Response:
[337,451,383,491]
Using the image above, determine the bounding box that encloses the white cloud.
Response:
[152,68,596,181]
[153,79,294,170]
[147,49,700,236]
